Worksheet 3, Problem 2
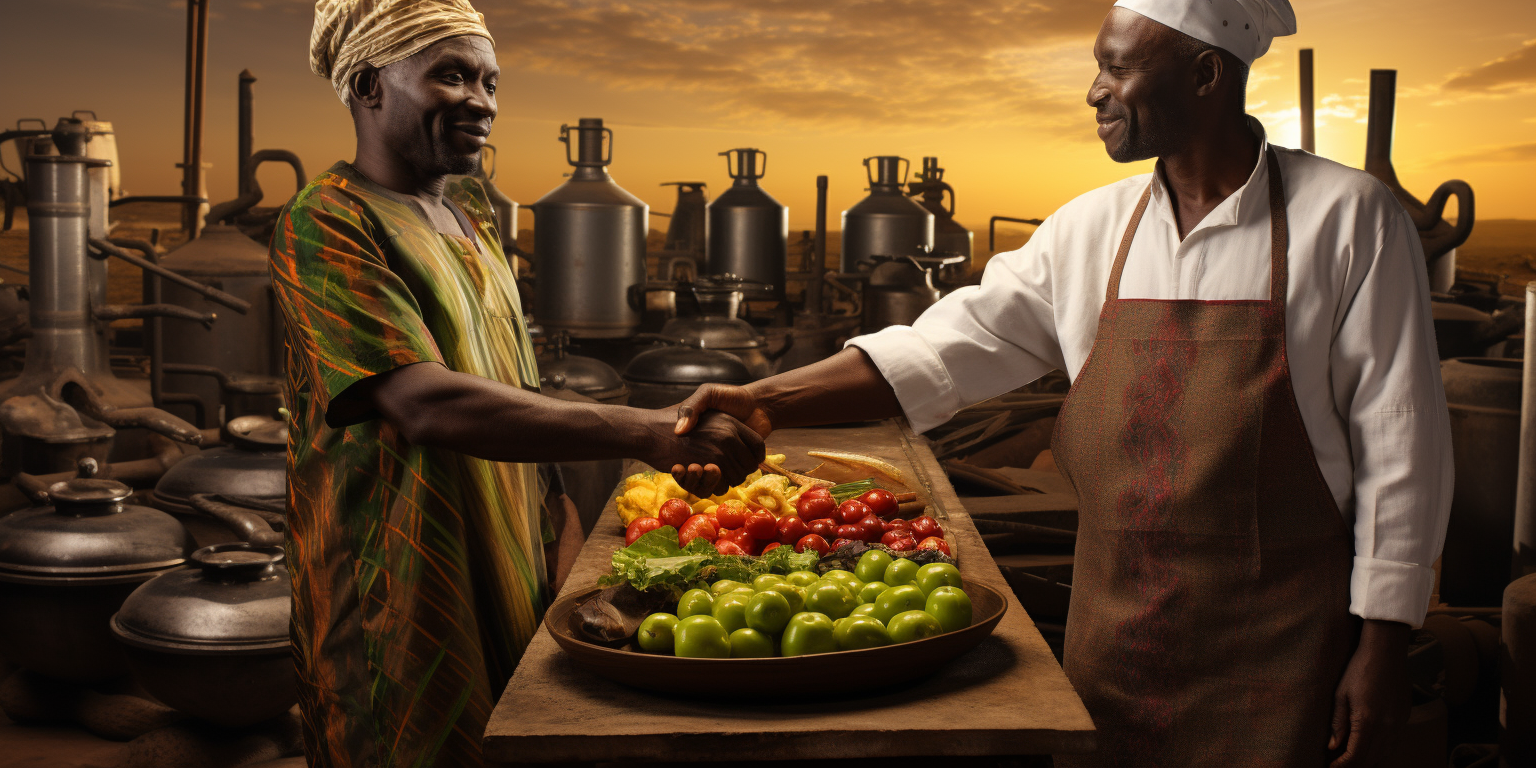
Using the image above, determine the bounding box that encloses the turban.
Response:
[310,0,495,105]
[1113,0,1296,65]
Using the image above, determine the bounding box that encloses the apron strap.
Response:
[1104,146,1289,306]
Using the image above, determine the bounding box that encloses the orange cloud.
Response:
[1444,39,1536,93]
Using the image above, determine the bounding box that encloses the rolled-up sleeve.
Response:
[849,217,1068,433]
[1332,204,1454,628]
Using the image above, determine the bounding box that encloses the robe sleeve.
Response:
[1331,198,1454,629]
[848,215,1069,433]
[269,185,444,428]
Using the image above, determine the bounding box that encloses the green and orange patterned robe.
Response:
[270,162,548,768]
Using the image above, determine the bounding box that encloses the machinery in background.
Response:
[907,156,973,284]
[707,148,787,301]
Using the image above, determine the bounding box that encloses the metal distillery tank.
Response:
[706,148,787,300]
[1440,357,1524,606]
[661,181,708,277]
[840,156,934,273]
[908,157,973,274]
[532,118,648,339]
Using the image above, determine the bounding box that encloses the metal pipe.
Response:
[238,70,255,197]
[180,0,209,237]
[1364,69,1398,187]
[1299,49,1315,154]
[1515,281,1536,579]
[110,238,165,407]
[807,175,827,314]
[88,237,250,314]
[989,216,1044,252]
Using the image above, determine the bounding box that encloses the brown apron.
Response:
[1051,148,1356,767]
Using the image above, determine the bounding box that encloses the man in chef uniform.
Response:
[671,0,1452,765]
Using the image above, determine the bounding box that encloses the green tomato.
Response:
[745,590,792,635]
[785,570,821,588]
[857,581,889,605]
[729,627,776,658]
[883,558,920,587]
[850,603,880,620]
[764,582,805,614]
[674,615,731,657]
[677,588,715,619]
[914,563,964,596]
[833,617,849,633]
[636,613,678,653]
[834,615,893,650]
[804,581,856,620]
[925,586,973,633]
[854,549,895,583]
[887,610,944,644]
[712,593,752,633]
[710,580,748,597]
[820,569,863,594]
[780,612,837,656]
[871,584,927,624]
[752,574,786,592]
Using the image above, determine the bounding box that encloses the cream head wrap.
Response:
[1112,0,1296,65]
[310,0,495,105]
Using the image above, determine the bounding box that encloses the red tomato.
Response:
[888,536,916,551]
[625,517,663,546]
[856,514,884,541]
[678,514,718,547]
[796,495,836,521]
[910,515,941,539]
[657,498,693,529]
[858,488,899,519]
[800,486,832,503]
[881,529,911,548]
[808,518,838,540]
[832,538,856,550]
[835,524,865,541]
[716,527,743,545]
[796,534,831,555]
[744,511,778,540]
[836,499,872,525]
[743,536,765,556]
[882,518,911,533]
[715,540,746,556]
[761,542,781,555]
[917,536,952,555]
[715,502,748,530]
[777,516,809,545]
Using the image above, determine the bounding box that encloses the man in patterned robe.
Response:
[272,2,764,765]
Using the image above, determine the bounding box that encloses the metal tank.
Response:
[1440,357,1524,606]
[707,149,787,300]
[532,118,648,339]
[1504,573,1536,766]
[841,156,934,273]
[908,157,973,279]
[660,181,708,277]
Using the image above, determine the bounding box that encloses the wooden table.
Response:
[484,421,1095,764]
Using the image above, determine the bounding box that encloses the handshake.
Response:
[643,383,772,498]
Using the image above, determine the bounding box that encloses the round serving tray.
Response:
[546,578,1008,698]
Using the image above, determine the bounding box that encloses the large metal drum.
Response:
[532,118,648,339]
[840,156,934,273]
[1441,357,1524,606]
[707,149,787,300]
[909,157,973,281]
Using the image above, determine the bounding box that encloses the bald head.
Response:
[1087,7,1250,163]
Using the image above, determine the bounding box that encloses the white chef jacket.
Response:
[851,120,1453,629]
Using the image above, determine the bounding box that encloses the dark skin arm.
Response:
[340,361,765,496]
[674,350,1412,768]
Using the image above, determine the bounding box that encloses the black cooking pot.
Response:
[111,542,295,727]
[621,345,752,409]
[154,414,286,547]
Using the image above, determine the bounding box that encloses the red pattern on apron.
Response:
[1052,149,1356,767]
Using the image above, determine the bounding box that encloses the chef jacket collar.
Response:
[1147,116,1272,243]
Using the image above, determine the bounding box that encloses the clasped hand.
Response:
[654,383,772,497]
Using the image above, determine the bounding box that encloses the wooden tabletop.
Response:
[484,421,1095,764]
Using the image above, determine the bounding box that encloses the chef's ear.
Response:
[1192,49,1224,98]
[349,63,384,109]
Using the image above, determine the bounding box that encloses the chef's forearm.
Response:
[747,347,903,430]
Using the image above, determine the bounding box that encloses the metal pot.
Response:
[538,333,629,405]
[706,149,787,300]
[659,316,775,380]
[862,255,943,332]
[111,542,294,728]
[154,414,286,548]
[840,156,934,273]
[0,458,193,681]
[908,157,973,283]
[622,345,753,409]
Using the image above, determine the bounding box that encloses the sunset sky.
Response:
[3,0,1532,231]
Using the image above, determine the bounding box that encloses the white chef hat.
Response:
[1112,0,1297,65]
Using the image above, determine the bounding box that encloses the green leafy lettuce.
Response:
[599,526,820,597]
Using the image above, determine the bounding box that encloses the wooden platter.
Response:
[545,578,1008,700]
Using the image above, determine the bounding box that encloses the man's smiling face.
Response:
[1086,8,1200,163]
[375,34,498,177]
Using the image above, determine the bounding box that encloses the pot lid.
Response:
[540,353,627,397]
[661,316,763,350]
[111,543,290,654]
[224,414,288,451]
[154,416,287,509]
[622,346,752,386]
[0,459,193,582]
